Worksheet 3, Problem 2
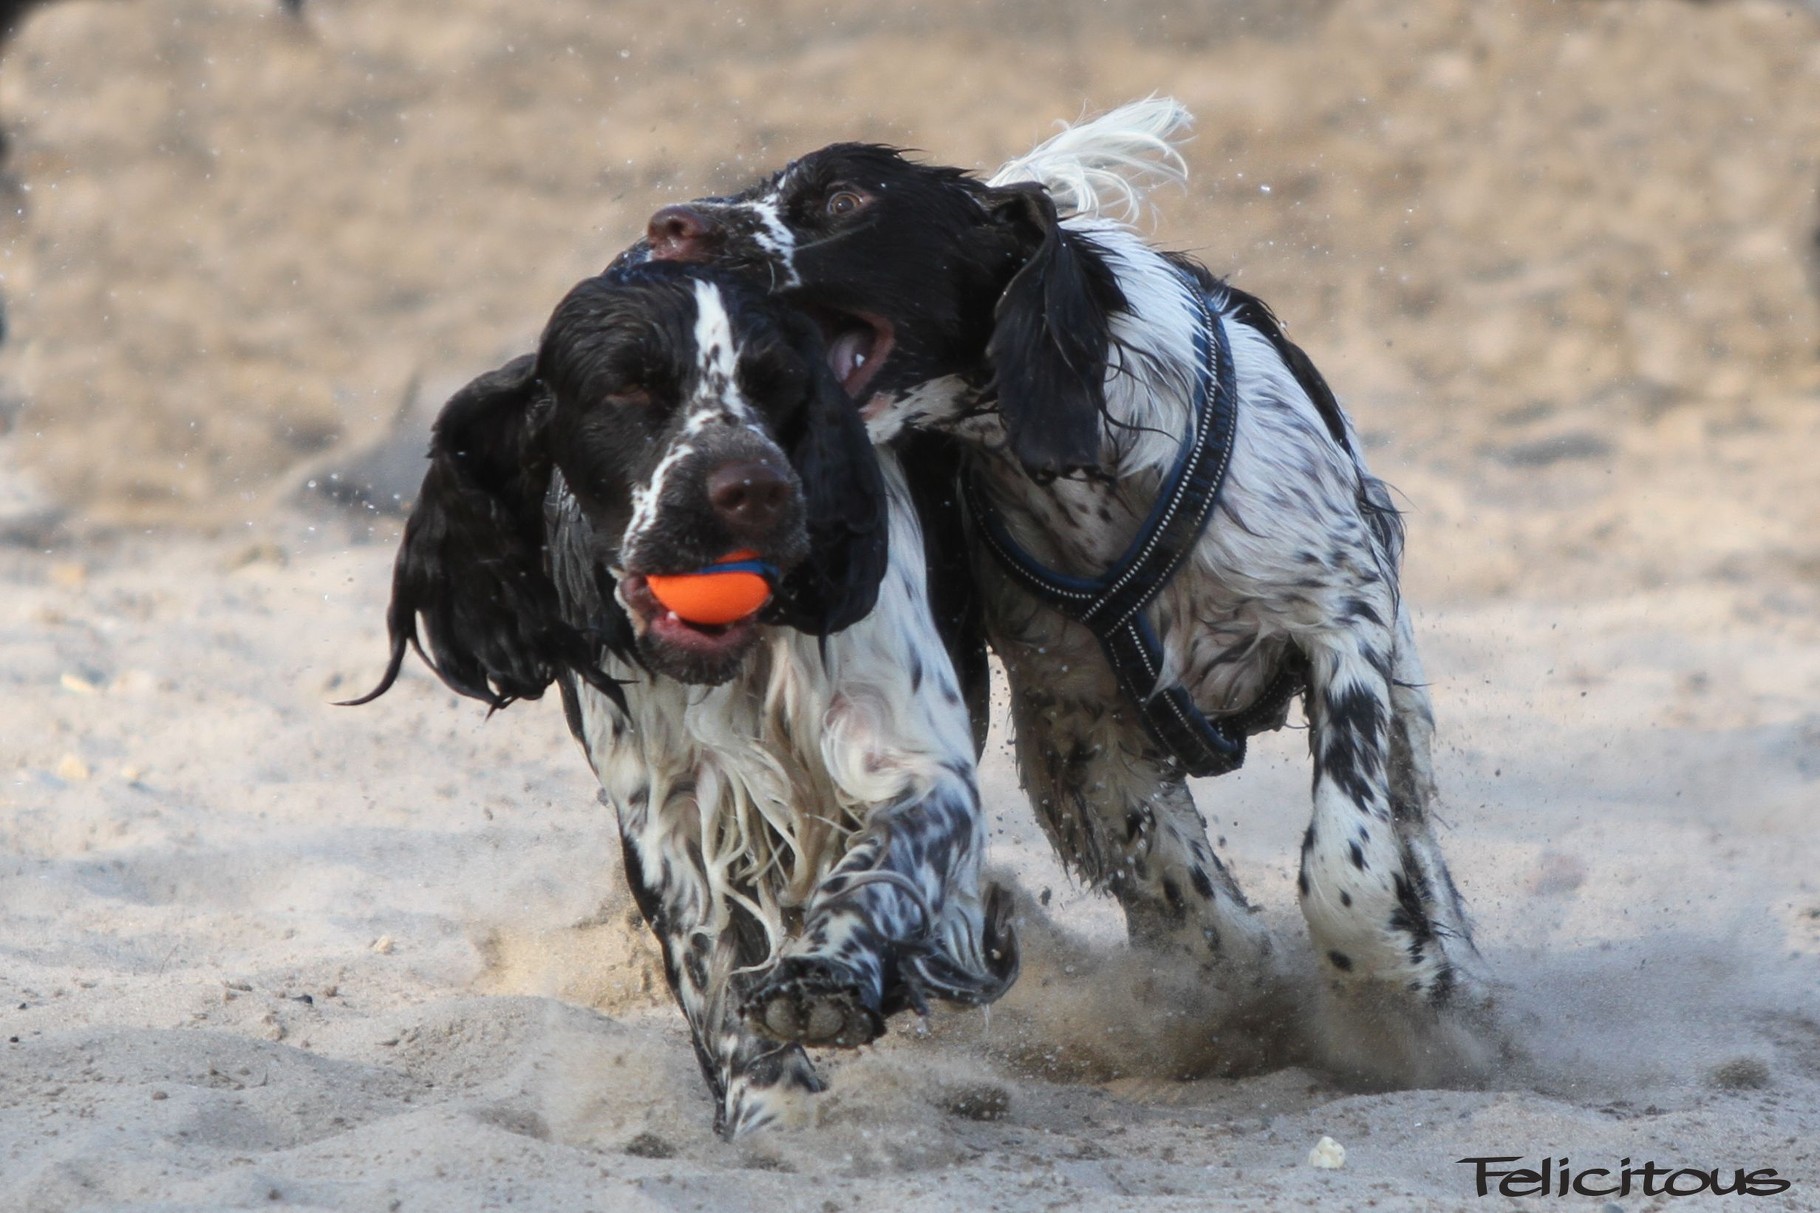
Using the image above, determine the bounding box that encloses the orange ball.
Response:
[644,550,774,625]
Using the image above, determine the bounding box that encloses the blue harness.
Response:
[964,280,1304,778]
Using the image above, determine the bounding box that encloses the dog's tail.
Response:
[987,95,1192,224]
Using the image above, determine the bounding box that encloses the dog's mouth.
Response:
[618,571,765,684]
[817,311,895,410]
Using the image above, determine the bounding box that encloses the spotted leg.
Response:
[745,784,1018,1049]
[739,451,1019,1050]
[1296,608,1469,1003]
[615,815,823,1139]
[1383,605,1488,1003]
[998,634,1273,975]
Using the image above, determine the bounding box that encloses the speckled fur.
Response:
[552,452,1008,1136]
[933,225,1484,1008]
[363,266,1015,1138]
[634,111,1490,1043]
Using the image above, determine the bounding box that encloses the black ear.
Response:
[770,317,891,635]
[984,183,1126,482]
[343,354,597,710]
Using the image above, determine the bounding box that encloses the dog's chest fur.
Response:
[572,631,863,916]
[548,449,974,945]
[966,444,1296,724]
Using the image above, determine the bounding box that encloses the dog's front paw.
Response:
[740,956,885,1048]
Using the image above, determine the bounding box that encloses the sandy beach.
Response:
[3,1,1818,1208]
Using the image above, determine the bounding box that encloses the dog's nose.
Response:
[647,204,718,262]
[706,459,792,537]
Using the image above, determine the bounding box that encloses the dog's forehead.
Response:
[757,144,926,201]
[686,278,752,402]
[542,269,779,413]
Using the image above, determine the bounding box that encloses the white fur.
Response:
[582,454,979,954]
[987,95,1192,224]
[566,449,999,1134]
[689,279,757,420]
[957,111,1491,1026]
[744,198,803,290]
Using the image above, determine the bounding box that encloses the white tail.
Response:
[987,96,1193,224]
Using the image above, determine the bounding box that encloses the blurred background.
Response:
[0,0,1814,561]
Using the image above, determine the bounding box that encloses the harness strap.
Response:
[966,277,1303,777]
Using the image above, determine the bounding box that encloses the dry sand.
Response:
[3,0,1819,1209]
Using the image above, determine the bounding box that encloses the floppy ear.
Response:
[342,354,600,710]
[984,183,1126,482]
[770,317,891,635]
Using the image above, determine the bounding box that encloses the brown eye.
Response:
[605,387,652,408]
[826,189,865,218]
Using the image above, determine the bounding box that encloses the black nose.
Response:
[647,204,718,262]
[706,459,792,537]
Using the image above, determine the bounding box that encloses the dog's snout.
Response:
[647,204,718,262]
[707,459,792,536]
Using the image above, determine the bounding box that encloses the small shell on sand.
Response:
[1307,1136,1347,1169]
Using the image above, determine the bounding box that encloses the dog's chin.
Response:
[620,574,764,687]
[635,618,762,686]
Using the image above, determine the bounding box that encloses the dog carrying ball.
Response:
[644,550,774,624]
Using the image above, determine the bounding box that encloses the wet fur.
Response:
[352,262,1016,1135]
[634,102,1493,1072]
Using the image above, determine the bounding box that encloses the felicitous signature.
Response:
[1457,1155,1794,1199]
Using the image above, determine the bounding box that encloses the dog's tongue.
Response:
[827,327,876,394]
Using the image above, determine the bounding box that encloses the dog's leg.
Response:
[745,776,1016,1048]
[998,636,1274,975]
[1296,608,1508,1085]
[1297,609,1468,1004]
[1383,607,1488,1003]
[614,800,824,1138]
[741,452,1017,1048]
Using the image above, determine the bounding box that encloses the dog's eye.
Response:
[605,387,653,409]
[825,190,867,218]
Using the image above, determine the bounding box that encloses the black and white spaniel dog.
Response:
[625,100,1491,1053]
[351,260,1017,1136]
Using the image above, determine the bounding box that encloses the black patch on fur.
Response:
[896,428,990,750]
[341,355,625,712]
[984,184,1126,480]
[1327,949,1354,972]
[1313,682,1388,812]
[766,307,891,636]
[1169,257,1352,456]
[1429,963,1456,1006]
[1388,869,1440,960]
[1338,596,1384,629]
[557,673,586,743]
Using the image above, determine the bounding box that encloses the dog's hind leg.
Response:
[1296,607,1506,1085]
